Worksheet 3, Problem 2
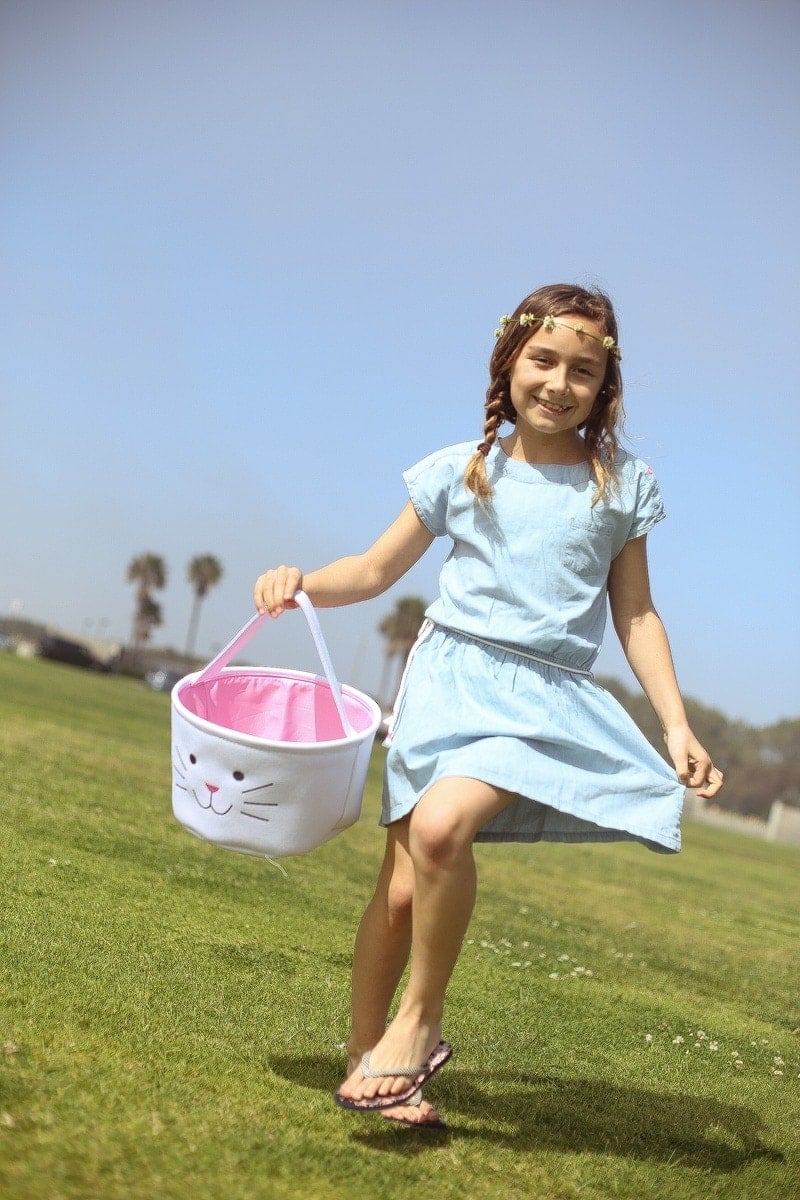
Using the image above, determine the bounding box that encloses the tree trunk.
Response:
[377,651,396,710]
[185,594,202,657]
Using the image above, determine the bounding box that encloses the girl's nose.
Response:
[547,367,570,396]
[205,782,219,794]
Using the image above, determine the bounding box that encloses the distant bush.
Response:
[598,676,800,819]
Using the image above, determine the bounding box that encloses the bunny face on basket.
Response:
[173,740,277,822]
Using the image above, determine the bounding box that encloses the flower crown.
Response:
[494,312,622,361]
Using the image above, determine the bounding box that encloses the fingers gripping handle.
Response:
[193,592,355,737]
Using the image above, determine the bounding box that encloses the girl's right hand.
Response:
[253,566,303,616]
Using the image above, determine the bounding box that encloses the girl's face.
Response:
[507,316,608,446]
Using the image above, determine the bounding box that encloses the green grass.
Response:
[1,653,798,1200]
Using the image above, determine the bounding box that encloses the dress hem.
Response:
[381,764,682,854]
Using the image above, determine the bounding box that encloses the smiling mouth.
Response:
[191,788,233,816]
[538,399,572,414]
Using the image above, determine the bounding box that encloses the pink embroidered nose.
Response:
[205,782,219,794]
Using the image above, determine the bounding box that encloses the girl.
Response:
[253,283,723,1128]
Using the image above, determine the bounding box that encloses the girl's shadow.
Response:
[269,1054,784,1169]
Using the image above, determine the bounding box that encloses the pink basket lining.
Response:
[177,670,375,743]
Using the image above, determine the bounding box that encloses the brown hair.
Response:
[463,283,624,504]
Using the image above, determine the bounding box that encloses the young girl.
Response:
[253,283,723,1128]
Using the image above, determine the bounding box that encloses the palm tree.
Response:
[132,594,163,649]
[126,553,167,652]
[185,554,223,657]
[377,596,428,707]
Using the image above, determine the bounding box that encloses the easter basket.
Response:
[171,592,381,857]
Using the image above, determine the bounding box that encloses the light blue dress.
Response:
[382,441,685,853]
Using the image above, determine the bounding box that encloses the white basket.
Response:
[171,592,381,857]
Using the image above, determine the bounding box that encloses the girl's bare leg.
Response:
[343,819,442,1124]
[338,776,513,1105]
[346,821,414,1056]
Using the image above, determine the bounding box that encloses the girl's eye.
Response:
[233,770,245,781]
[189,754,197,764]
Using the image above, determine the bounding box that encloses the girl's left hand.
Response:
[664,727,724,798]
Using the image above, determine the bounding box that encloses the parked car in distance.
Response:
[144,667,184,692]
[37,634,111,672]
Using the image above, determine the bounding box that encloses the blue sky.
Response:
[2,0,798,725]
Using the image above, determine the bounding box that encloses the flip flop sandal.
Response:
[334,1040,452,1111]
[382,1087,448,1129]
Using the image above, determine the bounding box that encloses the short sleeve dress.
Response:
[382,440,685,853]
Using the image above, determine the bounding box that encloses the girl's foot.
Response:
[339,1017,444,1107]
[345,1054,444,1127]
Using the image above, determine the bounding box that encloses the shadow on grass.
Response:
[270,1054,784,1170]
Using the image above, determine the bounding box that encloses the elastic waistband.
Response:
[432,623,594,679]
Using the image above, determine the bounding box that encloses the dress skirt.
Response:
[382,625,684,853]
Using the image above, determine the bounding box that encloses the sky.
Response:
[1,0,798,726]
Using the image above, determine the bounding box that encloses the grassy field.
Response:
[0,653,798,1200]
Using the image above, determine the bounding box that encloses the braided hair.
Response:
[463,283,624,504]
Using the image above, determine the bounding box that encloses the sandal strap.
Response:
[360,1051,427,1080]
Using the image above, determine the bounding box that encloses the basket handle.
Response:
[193,591,355,737]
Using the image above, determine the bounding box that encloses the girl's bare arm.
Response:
[253,500,435,616]
[608,535,723,798]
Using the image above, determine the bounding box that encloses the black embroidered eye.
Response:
[189,754,197,764]
[233,770,244,781]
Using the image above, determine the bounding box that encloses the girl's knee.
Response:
[408,778,510,868]
[408,803,473,869]
[385,871,414,922]
[374,837,415,922]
